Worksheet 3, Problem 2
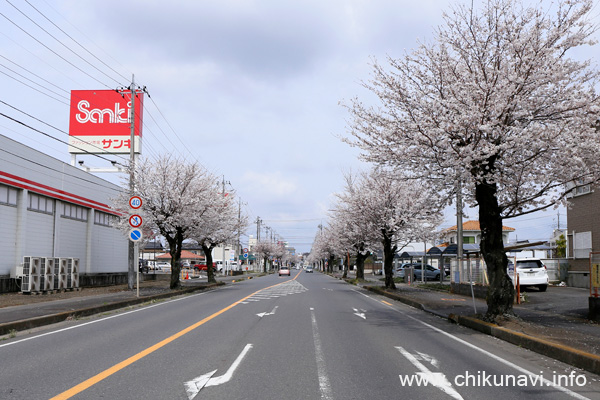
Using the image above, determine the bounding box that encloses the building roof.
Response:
[443,220,515,233]
[156,250,205,260]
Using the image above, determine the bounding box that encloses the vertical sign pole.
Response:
[129,75,136,292]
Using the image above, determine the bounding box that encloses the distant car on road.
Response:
[305,266,313,273]
[509,258,549,292]
[279,266,291,276]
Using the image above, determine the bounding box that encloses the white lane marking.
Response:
[310,308,333,400]
[0,290,209,349]
[185,370,216,400]
[206,343,253,386]
[396,346,463,400]
[184,343,253,399]
[356,290,591,400]
[352,308,366,320]
[256,306,279,318]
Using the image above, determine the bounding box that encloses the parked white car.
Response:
[156,262,171,271]
[509,258,549,292]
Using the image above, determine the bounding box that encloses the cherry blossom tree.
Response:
[189,189,248,284]
[329,174,379,280]
[339,169,441,289]
[345,0,600,319]
[254,240,276,273]
[114,155,216,289]
[310,225,344,274]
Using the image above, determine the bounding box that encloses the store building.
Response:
[0,134,128,293]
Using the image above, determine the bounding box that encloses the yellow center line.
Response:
[381,300,393,306]
[50,279,290,400]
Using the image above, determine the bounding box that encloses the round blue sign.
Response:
[129,228,143,242]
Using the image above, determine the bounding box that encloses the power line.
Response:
[0,10,112,89]
[22,0,130,83]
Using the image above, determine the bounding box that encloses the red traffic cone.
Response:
[185,270,189,280]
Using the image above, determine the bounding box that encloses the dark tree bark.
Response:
[475,177,515,321]
[165,228,184,289]
[382,230,397,289]
[355,251,368,280]
[342,254,349,278]
[201,243,217,284]
[327,255,335,273]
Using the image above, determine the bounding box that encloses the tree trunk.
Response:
[263,256,268,273]
[342,254,349,278]
[476,180,515,321]
[166,229,184,289]
[382,230,397,289]
[355,251,368,280]
[202,244,217,284]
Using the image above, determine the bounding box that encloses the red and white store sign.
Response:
[68,89,144,154]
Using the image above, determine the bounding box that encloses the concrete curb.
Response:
[0,282,223,336]
[364,285,600,376]
[448,314,600,376]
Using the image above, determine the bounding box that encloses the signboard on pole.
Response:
[129,215,143,228]
[68,89,144,154]
[128,228,143,242]
[129,196,142,209]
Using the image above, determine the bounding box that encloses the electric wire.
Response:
[22,0,130,83]
[0,54,70,95]
[0,149,123,193]
[0,68,69,105]
[0,99,130,164]
[0,10,113,89]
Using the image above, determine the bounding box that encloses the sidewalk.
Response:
[331,271,600,375]
[0,273,258,335]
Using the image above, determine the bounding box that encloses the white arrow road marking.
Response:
[256,306,278,318]
[353,308,366,319]
[184,344,253,400]
[184,370,217,400]
[396,346,463,400]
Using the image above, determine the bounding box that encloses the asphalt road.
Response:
[1,271,599,400]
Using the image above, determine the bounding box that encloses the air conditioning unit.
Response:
[58,258,68,290]
[41,258,55,291]
[70,258,80,289]
[66,259,73,288]
[22,256,42,293]
[52,257,60,290]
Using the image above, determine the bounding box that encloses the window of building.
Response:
[28,193,54,215]
[0,184,18,206]
[62,203,88,221]
[463,236,475,244]
[94,211,115,226]
[573,231,592,259]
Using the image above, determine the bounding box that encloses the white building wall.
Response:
[0,198,18,273]
[0,134,128,280]
[92,224,128,273]
[23,209,55,257]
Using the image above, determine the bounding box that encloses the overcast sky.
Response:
[2,0,592,253]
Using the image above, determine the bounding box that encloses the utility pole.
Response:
[256,217,261,241]
[221,175,230,275]
[128,75,136,292]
